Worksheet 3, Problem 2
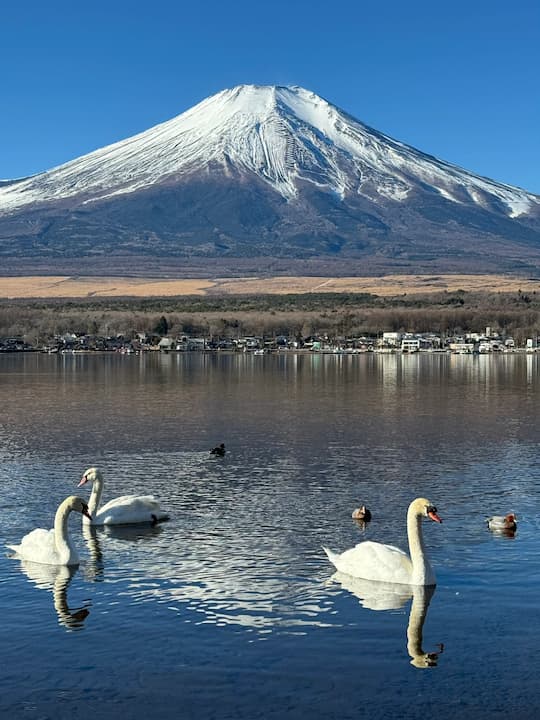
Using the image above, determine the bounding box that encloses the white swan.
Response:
[78,467,169,526]
[7,495,91,566]
[324,497,442,585]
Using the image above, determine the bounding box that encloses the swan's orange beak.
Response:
[428,510,442,523]
[78,476,88,487]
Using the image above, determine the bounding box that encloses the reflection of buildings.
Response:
[331,572,443,668]
[17,561,90,630]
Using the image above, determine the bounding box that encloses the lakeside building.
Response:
[1,327,537,355]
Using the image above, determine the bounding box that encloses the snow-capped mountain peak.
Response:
[0,84,537,219]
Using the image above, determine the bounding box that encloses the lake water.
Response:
[1,352,539,719]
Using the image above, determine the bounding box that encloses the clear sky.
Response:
[1,0,539,193]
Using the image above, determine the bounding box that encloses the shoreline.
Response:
[2,347,536,356]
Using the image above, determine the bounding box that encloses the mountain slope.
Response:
[1,85,539,275]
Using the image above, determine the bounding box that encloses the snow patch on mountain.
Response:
[0,85,537,219]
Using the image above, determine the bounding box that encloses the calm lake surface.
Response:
[1,352,539,719]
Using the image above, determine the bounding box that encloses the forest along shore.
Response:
[1,274,540,349]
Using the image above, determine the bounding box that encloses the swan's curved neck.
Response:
[86,473,103,520]
[54,502,78,564]
[407,507,435,585]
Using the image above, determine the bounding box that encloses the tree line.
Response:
[1,290,539,345]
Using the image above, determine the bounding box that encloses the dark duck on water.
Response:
[210,443,226,457]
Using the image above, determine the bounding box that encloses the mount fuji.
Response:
[1,84,539,276]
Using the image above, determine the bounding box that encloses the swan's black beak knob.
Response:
[427,507,442,523]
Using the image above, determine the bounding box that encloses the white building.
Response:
[401,338,421,353]
[382,332,401,347]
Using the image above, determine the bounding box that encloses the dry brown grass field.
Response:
[1,274,540,298]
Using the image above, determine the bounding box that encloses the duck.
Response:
[7,495,92,566]
[487,513,517,532]
[78,467,169,526]
[352,505,372,522]
[210,443,226,456]
[324,497,442,586]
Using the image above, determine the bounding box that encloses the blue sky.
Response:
[1,0,539,192]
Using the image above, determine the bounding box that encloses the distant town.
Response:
[2,326,539,355]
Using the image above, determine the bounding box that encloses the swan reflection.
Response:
[81,522,164,581]
[17,561,90,630]
[332,572,444,668]
[100,523,164,542]
[406,586,443,668]
[81,525,104,581]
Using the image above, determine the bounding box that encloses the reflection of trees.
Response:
[18,562,90,630]
[331,572,443,668]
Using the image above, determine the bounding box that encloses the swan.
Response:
[324,497,442,585]
[487,513,517,532]
[352,505,372,522]
[78,467,169,526]
[7,495,91,566]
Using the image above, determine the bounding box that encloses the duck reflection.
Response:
[332,572,444,668]
[18,561,90,630]
[352,518,370,533]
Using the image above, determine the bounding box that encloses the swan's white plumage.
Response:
[7,495,91,566]
[324,542,413,585]
[8,528,59,565]
[324,497,441,586]
[94,494,166,525]
[79,467,169,526]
